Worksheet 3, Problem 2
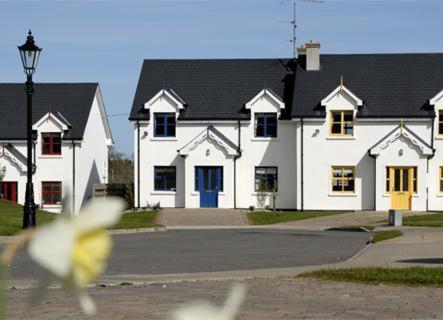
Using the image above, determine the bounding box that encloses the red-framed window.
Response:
[0,182,18,202]
[41,181,62,205]
[42,133,62,155]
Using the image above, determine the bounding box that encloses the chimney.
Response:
[297,40,321,71]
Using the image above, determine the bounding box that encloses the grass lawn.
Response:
[248,210,349,225]
[110,211,161,230]
[299,267,443,287]
[0,200,56,236]
[372,230,403,243]
[402,213,443,227]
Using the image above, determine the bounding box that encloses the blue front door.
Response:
[196,166,222,208]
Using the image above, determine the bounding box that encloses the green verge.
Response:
[110,211,161,230]
[0,200,56,236]
[299,267,443,287]
[248,211,349,225]
[372,230,403,243]
[403,213,443,227]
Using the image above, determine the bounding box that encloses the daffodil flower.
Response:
[171,284,246,320]
[28,197,125,316]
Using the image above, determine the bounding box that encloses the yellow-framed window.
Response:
[331,166,355,193]
[439,167,443,193]
[330,110,354,136]
[439,110,443,135]
[385,166,417,193]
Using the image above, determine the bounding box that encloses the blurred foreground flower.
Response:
[171,284,246,320]
[28,197,125,315]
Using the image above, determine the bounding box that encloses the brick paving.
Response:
[158,208,249,226]
[7,277,443,319]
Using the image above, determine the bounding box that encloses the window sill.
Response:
[326,136,355,140]
[328,192,357,197]
[150,138,177,141]
[42,204,62,208]
[251,192,280,196]
[39,155,63,159]
[435,136,443,140]
[436,193,443,197]
[151,191,177,195]
[251,137,279,142]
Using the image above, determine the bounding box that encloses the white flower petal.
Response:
[78,291,97,316]
[72,197,126,235]
[220,284,246,319]
[171,302,220,320]
[28,219,75,278]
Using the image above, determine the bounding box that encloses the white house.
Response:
[0,83,112,213]
[129,42,443,212]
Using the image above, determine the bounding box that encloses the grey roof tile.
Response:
[0,83,98,140]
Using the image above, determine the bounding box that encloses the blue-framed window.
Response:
[255,167,278,192]
[154,166,176,191]
[154,113,176,137]
[255,113,277,137]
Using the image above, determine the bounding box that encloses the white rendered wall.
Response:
[1,91,110,214]
[134,90,298,209]
[75,94,110,213]
[428,97,443,211]
[302,91,431,211]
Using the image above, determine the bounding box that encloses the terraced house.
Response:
[130,40,443,211]
[0,83,112,213]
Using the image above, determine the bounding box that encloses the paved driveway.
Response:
[9,229,371,279]
[157,208,249,226]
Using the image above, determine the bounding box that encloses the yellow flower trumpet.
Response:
[28,197,125,315]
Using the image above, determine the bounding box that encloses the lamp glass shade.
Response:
[18,31,42,76]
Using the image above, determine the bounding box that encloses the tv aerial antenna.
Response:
[280,0,324,58]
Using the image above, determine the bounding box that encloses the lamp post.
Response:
[18,30,42,228]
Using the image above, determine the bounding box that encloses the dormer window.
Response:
[42,133,61,155]
[255,113,277,138]
[330,111,353,136]
[154,113,176,137]
[438,110,443,135]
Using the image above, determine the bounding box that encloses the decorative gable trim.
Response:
[32,112,70,131]
[369,124,434,157]
[430,89,443,105]
[0,144,27,173]
[321,85,363,107]
[178,125,239,157]
[245,89,285,110]
[145,89,186,110]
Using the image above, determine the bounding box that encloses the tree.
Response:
[108,147,133,184]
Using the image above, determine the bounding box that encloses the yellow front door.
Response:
[389,167,413,210]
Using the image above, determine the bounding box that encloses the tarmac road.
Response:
[8,228,371,278]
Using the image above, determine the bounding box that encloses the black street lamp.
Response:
[18,30,42,228]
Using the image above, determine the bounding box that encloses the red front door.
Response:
[0,182,18,202]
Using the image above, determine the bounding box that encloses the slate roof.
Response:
[130,54,443,121]
[129,59,296,121]
[293,53,443,118]
[0,83,98,140]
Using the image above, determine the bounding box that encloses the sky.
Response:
[1,0,443,157]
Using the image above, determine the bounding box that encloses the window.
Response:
[438,111,443,135]
[386,167,417,193]
[255,167,278,192]
[154,113,176,137]
[42,133,61,155]
[255,113,277,138]
[154,166,176,191]
[331,166,355,192]
[42,182,62,205]
[330,111,353,136]
[440,167,443,193]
